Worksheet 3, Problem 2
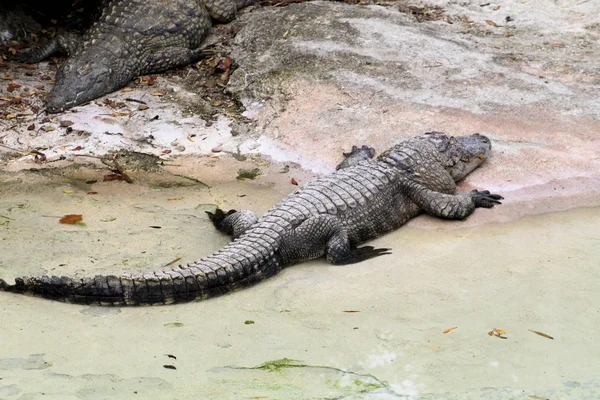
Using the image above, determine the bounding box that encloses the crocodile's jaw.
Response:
[447,133,491,181]
[46,48,130,113]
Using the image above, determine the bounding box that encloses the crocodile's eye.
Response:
[77,62,92,76]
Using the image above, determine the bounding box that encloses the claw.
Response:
[342,246,392,264]
[471,190,504,208]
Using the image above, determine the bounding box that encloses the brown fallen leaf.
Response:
[528,329,554,340]
[59,214,83,224]
[488,328,507,339]
[87,191,98,195]
[485,19,497,26]
[168,196,183,201]
[138,104,149,110]
[343,310,360,313]
[103,173,125,181]
[19,64,37,71]
[291,178,298,185]
[165,257,182,267]
[27,124,35,130]
[528,395,550,400]
[111,111,130,117]
[60,120,74,127]
[7,83,21,92]
[152,92,165,97]
[443,326,457,334]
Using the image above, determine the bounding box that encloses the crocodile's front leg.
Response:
[405,181,503,220]
[336,145,376,170]
[206,208,258,239]
[280,215,391,265]
[141,46,208,75]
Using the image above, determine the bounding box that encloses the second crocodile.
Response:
[0,132,503,305]
[18,0,253,113]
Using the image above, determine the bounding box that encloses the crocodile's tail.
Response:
[0,239,282,306]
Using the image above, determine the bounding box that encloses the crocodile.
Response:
[0,132,503,306]
[17,0,253,113]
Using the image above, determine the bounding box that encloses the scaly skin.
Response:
[0,132,502,306]
[17,0,253,113]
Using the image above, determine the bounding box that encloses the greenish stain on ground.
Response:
[236,168,261,180]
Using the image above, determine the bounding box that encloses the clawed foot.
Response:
[471,190,503,208]
[14,49,34,64]
[205,208,237,231]
[343,246,392,264]
[336,145,376,170]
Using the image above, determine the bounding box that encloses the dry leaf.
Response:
[485,19,497,27]
[59,214,83,224]
[168,196,183,201]
[138,104,149,110]
[103,173,124,181]
[291,178,298,185]
[60,120,74,127]
[488,328,507,338]
[165,257,182,266]
[7,83,21,92]
[528,329,554,340]
[152,92,165,97]
[343,310,360,313]
[42,125,56,132]
[443,326,457,334]
[111,111,130,117]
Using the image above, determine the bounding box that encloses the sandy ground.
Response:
[0,172,598,399]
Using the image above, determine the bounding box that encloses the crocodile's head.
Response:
[46,50,126,113]
[423,131,491,181]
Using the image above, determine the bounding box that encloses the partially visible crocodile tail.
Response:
[0,239,281,306]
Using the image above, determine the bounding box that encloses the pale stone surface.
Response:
[1,1,599,398]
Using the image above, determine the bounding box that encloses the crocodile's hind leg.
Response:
[335,145,376,170]
[206,209,258,239]
[16,31,80,63]
[281,215,391,265]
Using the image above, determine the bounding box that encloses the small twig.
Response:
[75,154,134,184]
[111,157,134,184]
[0,143,25,153]
[125,97,147,105]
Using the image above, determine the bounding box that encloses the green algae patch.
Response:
[236,168,261,180]
[164,322,184,328]
[255,358,307,372]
